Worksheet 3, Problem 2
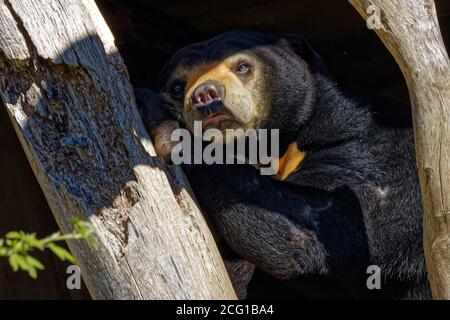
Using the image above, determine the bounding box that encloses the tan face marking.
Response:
[168,53,271,134]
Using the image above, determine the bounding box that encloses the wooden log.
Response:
[0,0,235,299]
[348,0,450,299]
[0,100,91,299]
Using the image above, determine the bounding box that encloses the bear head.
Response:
[156,30,328,141]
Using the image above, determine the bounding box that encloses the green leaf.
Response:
[71,217,80,225]
[9,254,19,271]
[15,254,30,271]
[9,254,39,279]
[23,236,44,250]
[47,243,75,264]
[5,231,21,239]
[27,266,37,279]
[26,255,44,270]
[72,219,96,245]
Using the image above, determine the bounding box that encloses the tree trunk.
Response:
[348,0,450,299]
[0,0,235,300]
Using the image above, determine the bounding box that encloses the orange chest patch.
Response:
[275,142,305,180]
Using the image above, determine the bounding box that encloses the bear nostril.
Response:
[197,92,205,104]
[192,83,222,108]
[208,85,219,99]
[208,86,219,100]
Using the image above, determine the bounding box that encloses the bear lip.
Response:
[202,112,233,129]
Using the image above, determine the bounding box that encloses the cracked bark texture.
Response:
[348,0,450,299]
[0,0,235,299]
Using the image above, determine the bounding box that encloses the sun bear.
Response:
[136,30,431,299]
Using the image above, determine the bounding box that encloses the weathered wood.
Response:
[0,100,91,299]
[0,0,235,299]
[348,0,450,299]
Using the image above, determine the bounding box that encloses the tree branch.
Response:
[0,0,235,299]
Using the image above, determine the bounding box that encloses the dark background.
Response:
[97,0,450,103]
[1,0,449,299]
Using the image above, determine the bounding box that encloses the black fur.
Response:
[137,30,431,299]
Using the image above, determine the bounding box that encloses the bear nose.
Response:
[192,82,223,108]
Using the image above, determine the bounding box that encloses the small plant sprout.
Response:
[0,217,95,279]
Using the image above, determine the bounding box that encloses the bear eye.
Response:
[169,81,185,100]
[235,62,251,75]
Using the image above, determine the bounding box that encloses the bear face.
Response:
[156,31,327,138]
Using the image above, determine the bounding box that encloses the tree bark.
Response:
[348,0,450,299]
[0,0,235,299]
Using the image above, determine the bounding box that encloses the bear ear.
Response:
[279,34,330,77]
